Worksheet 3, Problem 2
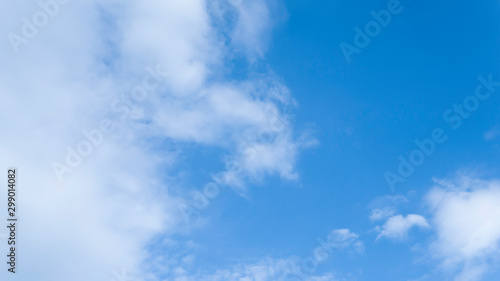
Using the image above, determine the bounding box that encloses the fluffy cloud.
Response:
[0,0,306,280]
[426,177,500,281]
[376,214,430,241]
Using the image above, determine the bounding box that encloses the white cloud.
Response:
[376,214,430,241]
[323,229,365,254]
[369,208,395,222]
[426,176,500,281]
[0,0,306,280]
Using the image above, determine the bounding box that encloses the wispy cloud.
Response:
[169,257,339,281]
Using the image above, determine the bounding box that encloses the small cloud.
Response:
[369,208,395,222]
[327,229,365,254]
[368,194,409,224]
[376,214,430,241]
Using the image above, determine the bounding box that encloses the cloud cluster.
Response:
[0,0,306,280]
[369,176,500,280]
[427,177,500,281]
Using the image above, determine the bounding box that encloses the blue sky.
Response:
[2,0,500,281]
